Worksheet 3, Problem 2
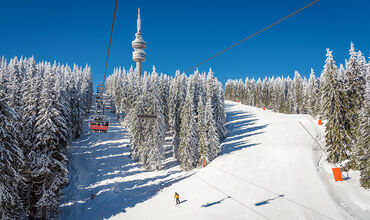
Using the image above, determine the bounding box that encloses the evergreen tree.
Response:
[203,81,221,164]
[255,78,262,108]
[261,77,269,108]
[197,94,206,166]
[7,57,24,112]
[0,98,24,219]
[169,71,186,159]
[306,68,319,116]
[293,71,304,114]
[322,49,351,163]
[178,81,198,170]
[144,72,166,170]
[21,57,41,153]
[29,65,69,219]
[355,61,369,188]
[344,43,365,150]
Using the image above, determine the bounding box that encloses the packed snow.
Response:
[59,101,370,220]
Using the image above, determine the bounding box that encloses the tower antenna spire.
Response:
[137,7,141,33]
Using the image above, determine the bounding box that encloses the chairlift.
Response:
[89,115,110,133]
[137,114,157,119]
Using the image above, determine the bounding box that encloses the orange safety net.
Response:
[318,120,323,125]
[332,168,343,182]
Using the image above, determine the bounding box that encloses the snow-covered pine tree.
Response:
[206,69,226,140]
[318,64,328,117]
[203,78,221,165]
[347,48,368,169]
[249,78,256,106]
[0,97,24,219]
[196,90,206,166]
[261,77,269,108]
[338,64,345,81]
[29,64,69,219]
[7,57,24,113]
[278,78,289,113]
[126,94,145,161]
[271,77,281,112]
[169,71,186,159]
[0,57,9,100]
[241,78,248,104]
[306,68,319,116]
[216,81,227,140]
[159,73,170,129]
[321,49,351,163]
[81,64,93,114]
[293,71,304,114]
[344,43,365,153]
[143,70,166,170]
[357,68,369,188]
[126,71,165,170]
[236,78,244,102]
[21,57,41,152]
[114,68,124,114]
[178,79,198,170]
[255,78,262,108]
[224,80,232,100]
[70,72,83,138]
[267,77,275,110]
[19,58,43,214]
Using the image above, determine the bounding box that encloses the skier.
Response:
[174,192,180,205]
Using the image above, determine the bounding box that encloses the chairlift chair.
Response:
[89,115,110,133]
[137,114,157,119]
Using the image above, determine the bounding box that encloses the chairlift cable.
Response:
[103,0,119,88]
[89,0,118,133]
[184,0,321,73]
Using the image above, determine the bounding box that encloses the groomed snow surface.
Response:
[59,101,370,220]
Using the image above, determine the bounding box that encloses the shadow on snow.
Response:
[221,104,268,155]
[201,196,231,208]
[58,111,187,220]
[255,194,285,206]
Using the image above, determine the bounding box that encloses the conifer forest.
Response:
[0,56,93,219]
[0,45,369,219]
[105,67,227,171]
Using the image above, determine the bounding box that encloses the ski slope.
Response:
[58,101,191,219]
[59,101,370,220]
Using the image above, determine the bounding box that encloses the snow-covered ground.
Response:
[59,101,370,220]
[58,102,192,219]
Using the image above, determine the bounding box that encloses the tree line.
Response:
[224,43,369,189]
[0,56,93,219]
[106,67,226,171]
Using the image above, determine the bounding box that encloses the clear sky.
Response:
[1,0,369,86]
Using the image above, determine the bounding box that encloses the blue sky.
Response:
[1,0,369,86]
